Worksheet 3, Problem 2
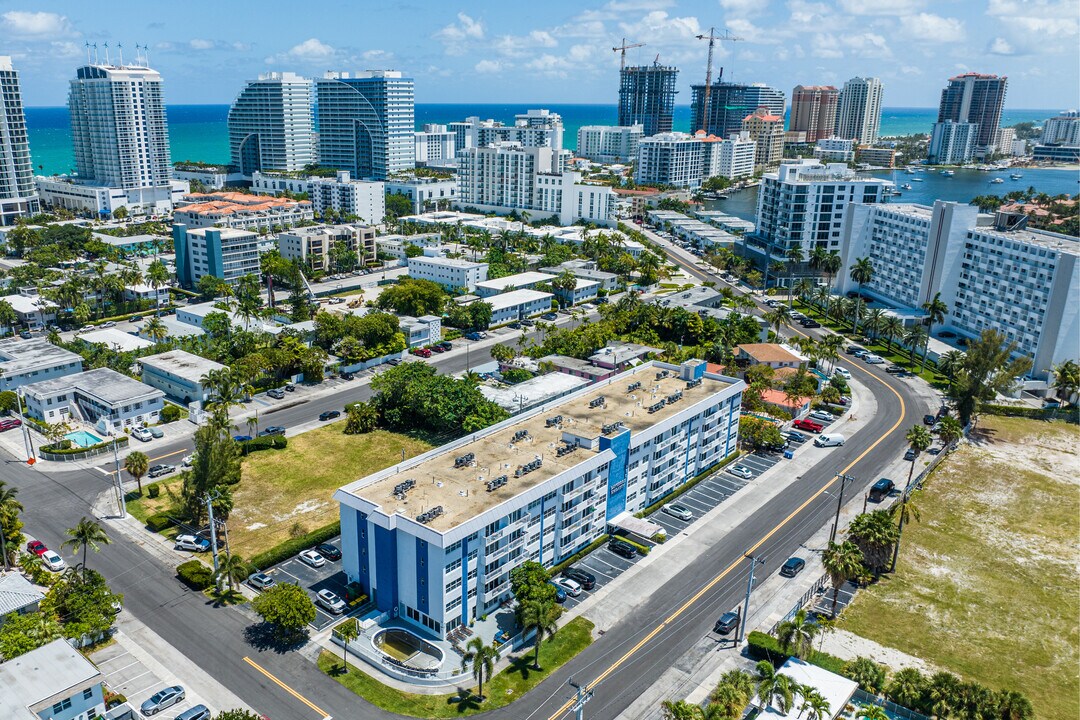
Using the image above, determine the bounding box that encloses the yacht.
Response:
[1010,172,1024,180]
[941,169,955,177]
[901,183,913,190]
[911,177,924,182]
[990,177,1004,184]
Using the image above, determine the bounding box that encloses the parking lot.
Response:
[91,637,210,719]
[258,538,353,630]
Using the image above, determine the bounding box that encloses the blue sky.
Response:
[1,0,1076,108]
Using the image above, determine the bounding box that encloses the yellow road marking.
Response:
[243,656,329,718]
[545,279,908,718]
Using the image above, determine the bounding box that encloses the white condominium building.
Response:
[406,255,489,292]
[813,137,856,162]
[751,159,894,263]
[334,360,743,638]
[741,108,785,171]
[252,171,384,223]
[228,72,314,176]
[708,132,757,180]
[927,121,977,164]
[415,124,457,165]
[0,57,39,226]
[173,225,261,288]
[385,176,457,214]
[278,223,376,272]
[635,132,705,188]
[835,77,883,145]
[449,110,564,155]
[576,125,643,164]
[1041,110,1080,146]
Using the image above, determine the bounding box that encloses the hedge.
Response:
[548,534,610,578]
[146,513,173,532]
[177,560,214,590]
[239,435,288,455]
[249,521,341,571]
[612,534,651,555]
[981,403,1079,424]
[160,405,183,423]
[746,630,846,675]
[635,451,740,519]
[40,435,128,455]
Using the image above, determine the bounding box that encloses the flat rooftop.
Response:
[476,272,555,292]
[0,338,82,374]
[487,289,553,312]
[77,327,155,352]
[0,639,102,720]
[340,363,729,532]
[139,349,226,382]
[408,255,487,269]
[24,367,163,405]
[971,224,1080,254]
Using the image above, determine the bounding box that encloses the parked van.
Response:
[814,433,845,448]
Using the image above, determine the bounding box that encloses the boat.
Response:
[990,177,1004,184]
[901,183,913,190]
[912,177,924,182]
[1010,173,1024,180]
[890,190,903,196]
[941,170,955,177]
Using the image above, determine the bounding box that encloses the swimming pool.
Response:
[65,430,104,448]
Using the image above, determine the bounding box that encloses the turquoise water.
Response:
[24,104,1059,176]
[65,430,103,448]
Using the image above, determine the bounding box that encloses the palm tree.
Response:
[801,690,830,720]
[848,257,874,335]
[820,252,842,292]
[821,540,863,617]
[902,324,928,369]
[144,316,168,344]
[711,669,754,716]
[920,291,948,340]
[848,510,900,577]
[856,706,889,720]
[937,350,965,389]
[123,450,149,495]
[792,278,815,305]
[146,259,170,310]
[879,316,904,353]
[335,619,359,673]
[214,552,248,592]
[520,599,561,669]
[890,425,931,572]
[885,667,927,709]
[1053,359,1080,404]
[0,479,23,571]
[764,305,792,339]
[63,517,111,576]
[462,636,500,701]
[863,308,887,340]
[818,334,844,374]
[785,245,804,308]
[755,661,795,712]
[937,415,963,447]
[775,608,818,659]
[811,285,831,312]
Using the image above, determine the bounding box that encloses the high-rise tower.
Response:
[691,82,785,139]
[618,64,678,137]
[789,85,839,143]
[228,72,314,176]
[835,77,883,145]
[936,73,1007,153]
[0,56,39,226]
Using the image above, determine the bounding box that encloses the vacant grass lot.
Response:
[840,416,1079,719]
[319,616,595,717]
[128,426,431,559]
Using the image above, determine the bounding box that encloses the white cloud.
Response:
[2,10,78,38]
[266,38,338,64]
[492,30,558,57]
[474,59,504,74]
[811,34,844,59]
[900,65,923,75]
[524,54,573,77]
[899,13,965,43]
[719,0,767,14]
[841,32,892,59]
[50,41,82,58]
[986,37,1017,56]
[361,49,393,64]
[189,39,215,50]
[837,0,924,15]
[434,12,485,54]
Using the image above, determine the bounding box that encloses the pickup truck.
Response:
[793,418,824,433]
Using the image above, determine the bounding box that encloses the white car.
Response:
[552,577,583,597]
[131,427,153,442]
[181,454,194,468]
[42,551,66,572]
[834,367,852,380]
[316,589,346,614]
[662,503,693,521]
[175,534,211,552]
[727,465,754,480]
[298,549,325,568]
[863,353,885,364]
[808,410,835,423]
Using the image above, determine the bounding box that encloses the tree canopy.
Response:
[370,362,509,434]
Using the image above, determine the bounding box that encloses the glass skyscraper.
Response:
[0,56,39,226]
[228,72,314,176]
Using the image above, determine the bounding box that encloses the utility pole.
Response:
[16,391,36,465]
[738,553,765,643]
[567,678,593,720]
[829,472,855,539]
[205,492,220,577]
[111,436,126,518]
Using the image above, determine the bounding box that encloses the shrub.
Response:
[145,513,173,532]
[249,521,340,571]
[548,534,609,577]
[238,435,288,455]
[612,534,651,555]
[160,405,182,423]
[147,485,160,499]
[747,631,847,675]
[176,560,214,590]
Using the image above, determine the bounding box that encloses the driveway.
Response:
[259,538,353,630]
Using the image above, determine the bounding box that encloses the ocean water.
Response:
[24,104,1058,176]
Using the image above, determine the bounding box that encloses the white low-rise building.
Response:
[139,349,227,404]
[487,288,553,324]
[813,137,856,162]
[399,315,443,347]
[475,271,556,298]
[0,337,84,392]
[385,176,458,214]
[278,224,376,272]
[76,327,155,353]
[35,176,187,217]
[173,191,314,231]
[541,262,619,291]
[0,639,108,720]
[252,171,385,224]
[407,255,489,292]
[22,367,165,433]
[552,277,601,306]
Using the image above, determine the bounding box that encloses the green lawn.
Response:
[839,416,1079,719]
[319,616,595,717]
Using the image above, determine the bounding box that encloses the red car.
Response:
[793,418,824,434]
[0,418,21,431]
[26,540,48,555]
[415,348,432,358]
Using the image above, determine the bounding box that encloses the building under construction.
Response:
[690,82,786,138]
[618,65,678,137]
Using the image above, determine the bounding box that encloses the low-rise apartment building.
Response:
[0,639,107,720]
[22,367,165,433]
[385,177,458,214]
[399,315,443,347]
[139,349,227,404]
[576,125,643,163]
[484,289,553,324]
[333,360,743,638]
[173,225,261,288]
[173,191,313,230]
[475,271,556,298]
[252,171,385,224]
[0,337,84,392]
[406,255,489,292]
[277,224,376,272]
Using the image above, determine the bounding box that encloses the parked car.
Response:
[923,414,936,425]
[521,319,535,326]
[904,447,919,461]
[340,371,355,380]
[799,319,821,328]
[785,430,807,443]
[298,549,325,568]
[27,540,47,555]
[714,611,740,635]
[131,427,153,442]
[562,567,596,591]
[415,348,432,358]
[869,477,896,502]
[808,410,835,423]
[42,551,66,572]
[100,321,117,329]
[727,465,754,480]
[765,440,789,453]
[440,341,453,350]
[140,686,185,716]
[248,572,276,590]
[846,345,865,355]
[148,464,175,478]
[552,577,582,597]
[232,434,252,443]
[0,417,22,431]
[779,557,806,578]
[793,418,823,433]
[259,426,286,437]
[885,364,904,374]
[429,344,445,353]
[509,322,522,329]
[319,410,341,421]
[814,433,846,448]
[267,388,286,399]
[284,383,296,392]
[176,705,211,720]
[863,354,885,364]
[541,313,559,321]
[175,534,211,552]
[387,358,401,366]
[18,330,32,339]
[315,543,341,560]
[181,455,194,468]
[608,539,638,559]
[549,582,567,603]
[316,589,346,614]
[464,331,482,341]
[662,502,693,521]
[834,367,851,380]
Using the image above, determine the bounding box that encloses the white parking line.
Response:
[94,651,134,665]
[122,669,154,686]
[582,557,621,577]
[102,659,142,675]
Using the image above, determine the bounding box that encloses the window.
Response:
[53,698,73,713]
[83,688,94,700]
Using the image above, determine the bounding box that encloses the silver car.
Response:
[662,503,693,521]
[316,589,346,614]
[141,685,185,715]
[176,706,211,720]
[727,465,754,480]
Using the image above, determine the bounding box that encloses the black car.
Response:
[714,611,739,635]
[319,410,341,421]
[508,322,522,329]
[780,557,806,578]
[562,567,596,591]
[904,448,918,461]
[923,414,936,425]
[765,440,789,453]
[845,345,865,355]
[608,539,638,559]
[541,312,559,320]
[315,543,342,560]
[440,341,453,350]
[800,319,821,328]
[869,477,895,502]
[886,364,905,374]
[340,371,355,380]
[259,426,286,437]
[284,383,296,392]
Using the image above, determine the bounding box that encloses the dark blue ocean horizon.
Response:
[24,103,1061,176]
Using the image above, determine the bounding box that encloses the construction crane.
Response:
[612,37,645,71]
[695,27,743,132]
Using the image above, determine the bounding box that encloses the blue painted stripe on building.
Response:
[537,495,545,564]
[372,524,398,613]
[600,427,632,520]
[356,512,370,591]
[460,536,469,627]
[415,537,429,615]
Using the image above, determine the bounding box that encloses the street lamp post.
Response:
[738,553,766,644]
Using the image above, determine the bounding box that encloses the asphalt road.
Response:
[4,240,931,720]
